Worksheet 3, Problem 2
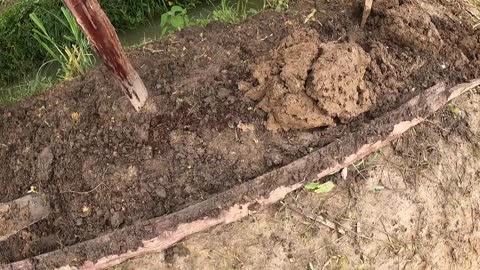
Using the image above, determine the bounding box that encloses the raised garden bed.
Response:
[1,0,479,268]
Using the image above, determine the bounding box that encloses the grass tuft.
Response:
[30,7,95,80]
[264,0,288,11]
[212,0,256,24]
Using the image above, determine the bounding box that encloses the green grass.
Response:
[30,7,95,80]
[212,0,256,24]
[0,71,53,105]
[0,0,200,88]
[264,0,288,11]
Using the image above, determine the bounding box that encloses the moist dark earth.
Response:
[1,0,479,264]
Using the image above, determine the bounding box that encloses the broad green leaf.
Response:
[160,13,169,27]
[171,5,185,13]
[313,181,336,193]
[171,16,185,29]
[305,183,321,190]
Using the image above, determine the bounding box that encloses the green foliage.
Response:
[0,69,53,105]
[160,5,190,36]
[264,0,288,11]
[0,0,65,87]
[30,7,95,80]
[98,0,168,30]
[305,181,336,193]
[212,0,256,24]
[0,0,185,88]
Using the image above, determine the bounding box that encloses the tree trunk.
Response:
[63,0,148,111]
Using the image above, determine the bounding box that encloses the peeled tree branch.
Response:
[63,0,148,111]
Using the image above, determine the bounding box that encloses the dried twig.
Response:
[284,203,346,234]
[62,181,105,195]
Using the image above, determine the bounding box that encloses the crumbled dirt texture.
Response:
[380,2,444,53]
[240,30,373,130]
[114,88,480,270]
[1,0,480,264]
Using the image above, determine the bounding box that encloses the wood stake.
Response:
[63,0,148,111]
[361,0,374,28]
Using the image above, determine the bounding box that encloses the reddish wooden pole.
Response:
[63,0,148,111]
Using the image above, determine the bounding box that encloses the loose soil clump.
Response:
[240,29,372,130]
[1,0,479,266]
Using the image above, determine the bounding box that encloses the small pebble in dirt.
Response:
[36,146,54,182]
[216,88,231,99]
[110,212,125,228]
[226,95,236,104]
[266,150,283,166]
[96,209,105,217]
[155,186,167,199]
[155,202,167,216]
[75,218,83,226]
[164,244,191,264]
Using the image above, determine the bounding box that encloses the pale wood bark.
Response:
[361,0,374,28]
[63,0,148,111]
[0,194,50,242]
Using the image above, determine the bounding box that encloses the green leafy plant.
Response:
[160,5,190,36]
[305,181,336,193]
[0,0,177,87]
[29,7,95,80]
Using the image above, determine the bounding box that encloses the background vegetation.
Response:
[0,0,287,104]
[0,0,199,87]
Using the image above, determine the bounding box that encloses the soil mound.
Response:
[380,2,443,53]
[2,0,480,265]
[239,30,372,131]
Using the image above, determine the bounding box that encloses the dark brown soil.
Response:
[0,0,479,264]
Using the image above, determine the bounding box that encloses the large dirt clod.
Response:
[240,30,372,131]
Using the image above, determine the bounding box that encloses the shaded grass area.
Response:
[0,74,54,105]
[0,0,199,87]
